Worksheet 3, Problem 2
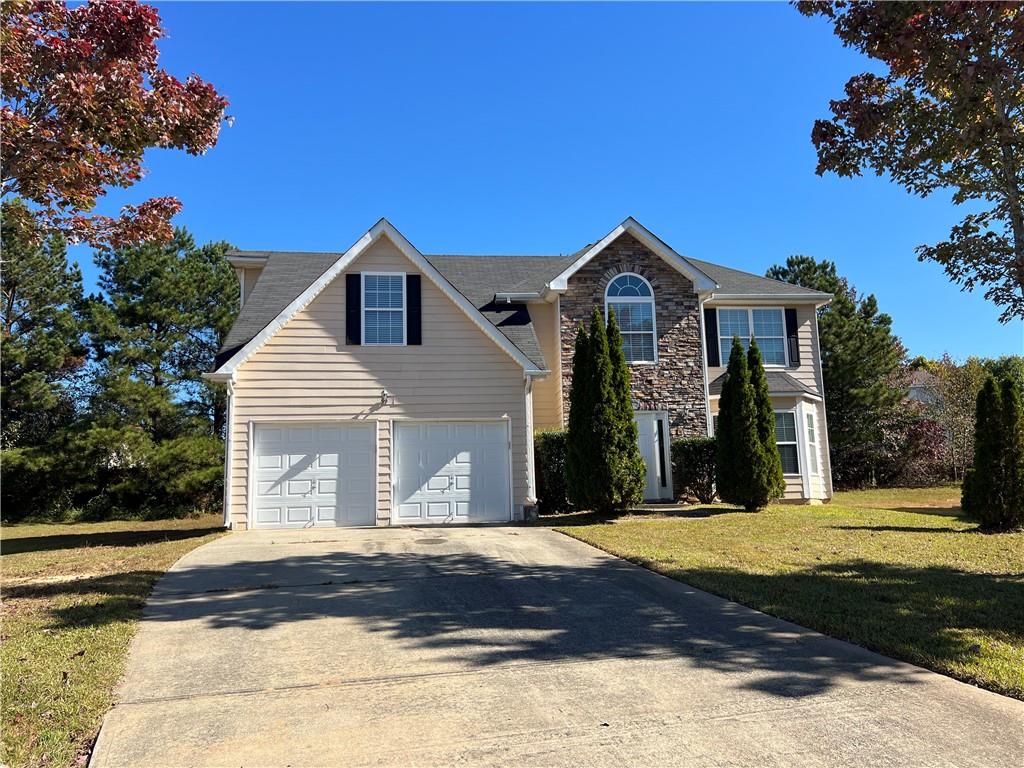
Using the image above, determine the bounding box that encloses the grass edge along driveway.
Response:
[1,516,224,768]
[551,487,1024,700]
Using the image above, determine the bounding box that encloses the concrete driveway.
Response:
[92,526,1023,767]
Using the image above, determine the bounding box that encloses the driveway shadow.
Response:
[23,539,1010,700]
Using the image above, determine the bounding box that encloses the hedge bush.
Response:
[535,429,570,514]
[672,437,717,503]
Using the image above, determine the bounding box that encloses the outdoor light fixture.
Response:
[380,389,391,407]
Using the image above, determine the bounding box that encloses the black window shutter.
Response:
[785,308,800,365]
[703,307,720,367]
[406,274,422,345]
[345,273,361,345]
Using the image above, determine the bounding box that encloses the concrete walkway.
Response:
[92,526,1023,767]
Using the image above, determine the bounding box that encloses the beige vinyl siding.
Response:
[528,300,563,430]
[228,235,529,528]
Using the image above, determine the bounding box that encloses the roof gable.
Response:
[547,217,718,294]
[208,219,546,379]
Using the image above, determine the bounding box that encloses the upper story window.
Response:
[717,308,786,366]
[605,273,656,363]
[363,272,406,345]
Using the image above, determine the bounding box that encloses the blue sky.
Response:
[71,1,1022,360]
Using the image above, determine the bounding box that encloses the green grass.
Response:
[551,487,1024,700]
[1,517,224,768]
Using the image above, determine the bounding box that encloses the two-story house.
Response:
[206,218,833,529]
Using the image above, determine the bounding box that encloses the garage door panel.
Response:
[393,421,510,525]
[252,423,376,529]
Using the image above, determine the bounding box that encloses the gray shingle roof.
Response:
[708,370,818,398]
[688,258,832,300]
[217,251,339,368]
[215,245,829,372]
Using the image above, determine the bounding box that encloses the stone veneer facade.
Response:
[559,232,708,440]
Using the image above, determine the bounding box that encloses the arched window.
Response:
[605,273,656,363]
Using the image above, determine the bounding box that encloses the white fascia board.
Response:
[212,219,545,377]
[708,390,822,402]
[226,255,269,268]
[707,293,833,307]
[546,217,719,294]
[202,371,234,383]
[494,292,543,302]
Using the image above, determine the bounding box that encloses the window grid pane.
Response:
[364,309,403,344]
[607,274,652,297]
[779,444,800,474]
[758,337,786,366]
[806,414,819,474]
[610,302,653,332]
[719,336,750,366]
[621,332,655,363]
[752,309,784,337]
[718,309,750,339]
[775,412,797,442]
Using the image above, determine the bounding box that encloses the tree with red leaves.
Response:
[798,2,1024,323]
[1,0,228,247]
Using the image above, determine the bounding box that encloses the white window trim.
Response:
[774,408,801,477]
[717,307,788,367]
[361,271,406,346]
[604,272,658,365]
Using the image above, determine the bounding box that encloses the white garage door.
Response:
[252,423,376,528]
[393,421,511,524]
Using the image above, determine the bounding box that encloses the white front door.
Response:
[634,412,672,502]
[252,423,376,528]
[393,421,511,524]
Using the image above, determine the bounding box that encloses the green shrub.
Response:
[534,430,569,514]
[672,437,717,503]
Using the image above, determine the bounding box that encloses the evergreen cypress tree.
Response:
[587,306,618,513]
[716,337,762,510]
[565,322,594,510]
[998,377,1024,530]
[606,309,646,509]
[962,377,1001,525]
[747,339,786,506]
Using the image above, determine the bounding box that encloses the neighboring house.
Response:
[206,217,833,530]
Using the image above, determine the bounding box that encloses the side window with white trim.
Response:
[775,411,800,475]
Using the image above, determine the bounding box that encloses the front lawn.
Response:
[1,517,224,768]
[551,488,1024,699]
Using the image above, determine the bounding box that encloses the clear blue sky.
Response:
[71,1,1023,360]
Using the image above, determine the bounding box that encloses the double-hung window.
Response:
[605,273,656,363]
[717,308,787,366]
[362,273,405,345]
[775,411,800,475]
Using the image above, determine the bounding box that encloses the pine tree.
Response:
[766,255,905,487]
[87,229,238,440]
[1,199,86,450]
[606,308,646,509]
[565,322,594,510]
[962,378,1001,526]
[716,337,764,510]
[748,339,785,506]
